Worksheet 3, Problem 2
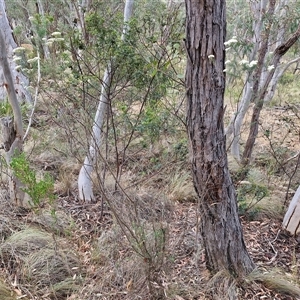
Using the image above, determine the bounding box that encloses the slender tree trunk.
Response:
[225,75,254,160]
[78,64,112,201]
[36,0,50,59]
[0,0,32,103]
[78,0,134,201]
[226,0,291,160]
[0,28,30,207]
[242,21,300,165]
[185,0,254,276]
[265,56,300,103]
[225,0,267,161]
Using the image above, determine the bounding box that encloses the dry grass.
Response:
[21,248,81,298]
[0,227,82,299]
[166,170,197,202]
[90,190,172,299]
[1,76,300,299]
[30,209,75,235]
[0,279,23,300]
[205,270,238,300]
[246,269,300,298]
[0,228,53,261]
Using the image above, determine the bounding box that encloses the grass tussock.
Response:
[0,227,82,299]
[166,170,197,202]
[90,232,167,300]
[22,248,81,298]
[205,270,238,300]
[246,269,300,298]
[0,280,22,300]
[30,209,75,235]
[0,227,53,260]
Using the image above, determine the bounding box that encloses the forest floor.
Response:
[0,99,300,299]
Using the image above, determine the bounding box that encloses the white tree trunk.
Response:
[225,0,265,160]
[226,0,292,161]
[226,79,253,160]
[78,0,134,201]
[265,56,300,103]
[36,0,50,59]
[78,65,112,201]
[0,0,32,103]
[0,27,30,207]
[283,185,300,235]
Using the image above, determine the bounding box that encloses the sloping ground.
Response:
[0,183,300,299]
[1,100,300,299]
[57,195,300,299]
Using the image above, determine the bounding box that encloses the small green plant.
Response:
[0,100,30,119]
[173,138,188,160]
[237,181,269,218]
[10,153,54,207]
[0,100,13,116]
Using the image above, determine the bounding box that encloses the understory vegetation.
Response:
[1,0,300,299]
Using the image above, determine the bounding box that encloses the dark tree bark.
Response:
[185,0,254,276]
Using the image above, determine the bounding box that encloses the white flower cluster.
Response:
[12,47,25,70]
[239,59,258,68]
[51,32,62,37]
[13,56,22,62]
[224,36,238,46]
[27,57,39,64]
[13,47,26,54]
[44,32,64,45]
[248,60,257,67]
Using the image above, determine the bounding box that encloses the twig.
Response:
[283,151,300,165]
[267,229,281,264]
[23,51,40,141]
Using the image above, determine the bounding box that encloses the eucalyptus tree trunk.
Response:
[0,0,32,103]
[35,0,50,59]
[0,29,30,207]
[283,185,300,235]
[225,0,270,160]
[265,56,300,103]
[226,0,297,161]
[265,0,299,102]
[185,0,254,276]
[242,21,300,165]
[78,0,134,201]
[73,0,93,43]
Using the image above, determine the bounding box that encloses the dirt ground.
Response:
[1,102,300,299]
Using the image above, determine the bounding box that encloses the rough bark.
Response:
[185,0,254,276]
